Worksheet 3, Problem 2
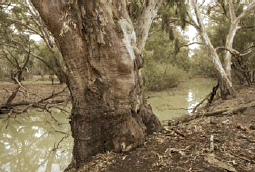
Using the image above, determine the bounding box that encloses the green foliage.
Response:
[191,48,217,78]
[145,29,190,70]
[33,41,63,75]
[143,27,191,91]
[143,51,187,91]
[143,4,191,91]
[0,3,64,81]
[157,2,188,43]
[0,4,37,80]
[128,0,143,22]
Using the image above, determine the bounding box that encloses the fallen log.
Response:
[163,105,255,127]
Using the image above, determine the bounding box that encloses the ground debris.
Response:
[204,153,237,172]
[70,85,255,172]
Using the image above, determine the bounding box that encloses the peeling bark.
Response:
[135,0,164,52]
[30,0,162,169]
[190,1,236,98]
[222,1,255,97]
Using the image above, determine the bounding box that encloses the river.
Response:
[146,78,216,121]
[0,78,216,172]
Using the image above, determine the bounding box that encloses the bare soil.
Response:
[1,82,255,172]
[0,81,67,107]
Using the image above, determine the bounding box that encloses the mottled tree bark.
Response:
[221,1,255,98]
[30,0,162,170]
[190,0,236,98]
[190,1,255,99]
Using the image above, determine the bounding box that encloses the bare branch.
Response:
[187,6,200,31]
[2,51,17,68]
[236,3,255,23]
[6,17,43,37]
[199,0,205,8]
[5,86,20,105]
[6,50,20,68]
[227,0,236,21]
[179,42,204,48]
[37,86,68,104]
[215,47,252,57]
[1,86,69,117]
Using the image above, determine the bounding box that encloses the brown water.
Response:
[0,78,215,172]
[0,109,73,172]
[146,78,216,121]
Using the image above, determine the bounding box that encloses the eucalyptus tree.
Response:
[0,2,67,83]
[207,2,255,86]
[188,0,255,98]
[0,4,33,82]
[30,0,164,170]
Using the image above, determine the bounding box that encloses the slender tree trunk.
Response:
[221,1,255,98]
[31,0,162,170]
[52,58,67,84]
[191,0,236,98]
[221,22,238,98]
[220,0,238,98]
[224,22,238,80]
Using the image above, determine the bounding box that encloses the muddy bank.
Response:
[71,85,255,172]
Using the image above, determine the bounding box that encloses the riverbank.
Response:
[70,85,255,172]
[1,81,255,172]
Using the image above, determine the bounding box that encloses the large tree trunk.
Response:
[31,0,162,170]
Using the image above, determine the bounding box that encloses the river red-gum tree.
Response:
[189,0,255,99]
[30,0,163,170]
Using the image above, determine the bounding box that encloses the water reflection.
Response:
[187,90,199,113]
[0,110,73,172]
[146,78,216,121]
[187,91,193,102]
[34,127,45,138]
[0,78,215,171]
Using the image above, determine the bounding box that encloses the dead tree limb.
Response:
[0,86,69,116]
[192,82,219,113]
[164,105,253,127]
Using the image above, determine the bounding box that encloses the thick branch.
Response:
[135,0,164,52]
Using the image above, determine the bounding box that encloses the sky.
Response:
[30,34,41,42]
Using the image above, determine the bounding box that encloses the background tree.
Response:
[206,2,255,86]
[191,47,218,78]
[141,1,193,91]
[143,26,190,91]
[0,2,67,83]
[187,0,255,99]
